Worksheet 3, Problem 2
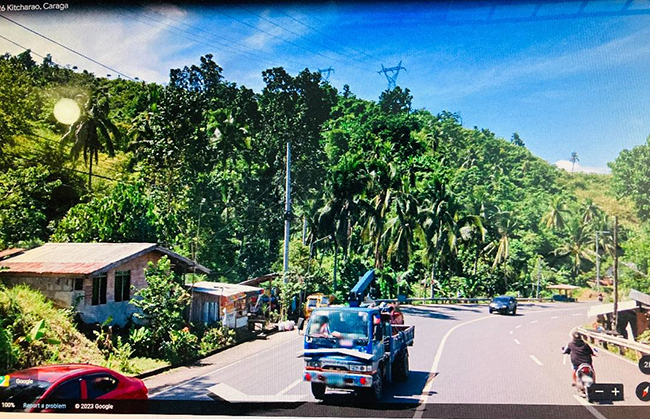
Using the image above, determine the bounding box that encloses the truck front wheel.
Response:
[360,366,383,402]
[311,383,326,399]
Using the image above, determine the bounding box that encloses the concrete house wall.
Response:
[77,251,161,326]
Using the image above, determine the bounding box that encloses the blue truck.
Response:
[301,270,415,401]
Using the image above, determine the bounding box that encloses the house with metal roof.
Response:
[0,242,209,326]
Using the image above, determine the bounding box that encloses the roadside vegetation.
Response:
[1,50,650,371]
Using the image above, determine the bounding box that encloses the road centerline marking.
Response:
[574,394,609,419]
[573,313,583,316]
[551,316,558,319]
[516,325,522,329]
[529,355,543,366]
[530,320,539,324]
[514,339,521,345]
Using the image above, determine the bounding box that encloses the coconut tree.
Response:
[570,151,579,172]
[62,88,120,189]
[484,209,518,291]
[555,217,594,280]
[542,196,569,230]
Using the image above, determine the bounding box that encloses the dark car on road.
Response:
[0,364,148,411]
[489,296,517,315]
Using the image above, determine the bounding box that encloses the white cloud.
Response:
[555,160,610,174]
[0,8,196,84]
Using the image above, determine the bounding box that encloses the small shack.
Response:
[547,284,580,302]
[189,281,263,329]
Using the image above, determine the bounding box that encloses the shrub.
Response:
[200,326,235,354]
[104,337,137,375]
[162,329,199,365]
[129,326,154,358]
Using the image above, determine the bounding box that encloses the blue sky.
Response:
[2,1,650,172]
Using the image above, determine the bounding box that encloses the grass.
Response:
[127,357,169,376]
[0,284,105,373]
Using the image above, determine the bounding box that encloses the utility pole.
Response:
[536,256,541,299]
[595,230,610,294]
[283,141,291,281]
[612,217,619,329]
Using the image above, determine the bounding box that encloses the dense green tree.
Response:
[609,137,650,221]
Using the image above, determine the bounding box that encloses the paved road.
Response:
[144,303,648,418]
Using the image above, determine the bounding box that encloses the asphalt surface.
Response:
[143,302,650,418]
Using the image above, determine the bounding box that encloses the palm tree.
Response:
[570,151,579,173]
[580,199,600,225]
[382,189,421,270]
[62,89,120,189]
[555,217,594,280]
[484,209,518,291]
[542,196,569,230]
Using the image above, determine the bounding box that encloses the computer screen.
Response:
[1,1,649,418]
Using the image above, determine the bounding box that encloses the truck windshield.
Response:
[307,310,369,341]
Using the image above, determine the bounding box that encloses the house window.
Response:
[92,274,107,306]
[74,278,83,291]
[114,271,131,302]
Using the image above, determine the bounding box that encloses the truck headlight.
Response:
[306,361,321,368]
[350,364,372,372]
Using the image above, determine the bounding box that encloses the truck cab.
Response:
[302,307,414,401]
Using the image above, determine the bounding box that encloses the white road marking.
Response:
[516,325,522,329]
[551,316,558,319]
[150,334,303,397]
[573,313,583,316]
[530,320,539,324]
[413,315,494,418]
[573,394,609,419]
[509,330,513,334]
[514,339,521,345]
[563,355,567,366]
[209,383,305,403]
[275,378,303,396]
[529,355,543,366]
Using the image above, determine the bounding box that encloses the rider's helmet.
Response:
[572,331,583,342]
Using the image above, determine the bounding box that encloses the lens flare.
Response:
[53,98,81,125]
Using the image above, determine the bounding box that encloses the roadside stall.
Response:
[546,284,580,302]
[189,281,263,329]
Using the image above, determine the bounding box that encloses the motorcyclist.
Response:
[563,331,596,386]
[598,293,604,302]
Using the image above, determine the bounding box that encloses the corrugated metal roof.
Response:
[0,248,25,260]
[0,243,209,276]
[191,281,263,298]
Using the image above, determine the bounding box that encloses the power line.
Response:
[0,14,135,81]
[125,8,312,72]
[266,4,383,63]
[0,33,61,65]
[217,8,370,72]
[236,5,373,70]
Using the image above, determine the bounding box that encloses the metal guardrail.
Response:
[375,297,551,304]
[576,327,650,359]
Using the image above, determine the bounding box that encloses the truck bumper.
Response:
[303,370,373,388]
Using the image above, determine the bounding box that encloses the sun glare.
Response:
[53,98,81,125]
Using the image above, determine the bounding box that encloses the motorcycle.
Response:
[575,363,596,401]
[562,346,597,402]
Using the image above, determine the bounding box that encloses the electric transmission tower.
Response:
[318,67,334,81]
[378,61,406,90]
